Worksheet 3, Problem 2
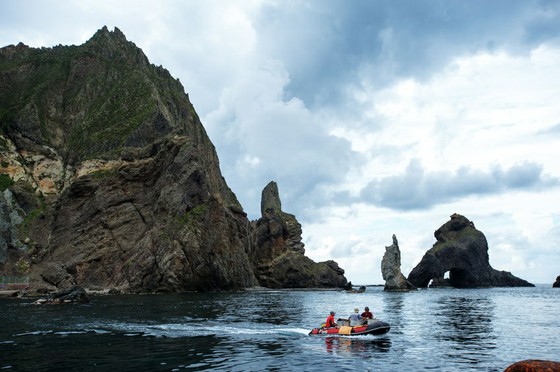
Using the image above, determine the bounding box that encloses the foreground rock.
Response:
[408,214,534,288]
[0,27,348,292]
[504,359,560,371]
[34,286,89,304]
[381,234,415,291]
[251,182,347,288]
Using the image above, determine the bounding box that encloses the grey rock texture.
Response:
[381,234,415,291]
[407,214,534,288]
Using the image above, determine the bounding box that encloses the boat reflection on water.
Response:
[324,336,392,355]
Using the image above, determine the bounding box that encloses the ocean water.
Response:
[1,285,559,371]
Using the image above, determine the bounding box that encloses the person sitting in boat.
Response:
[361,306,374,323]
[325,311,338,328]
[348,308,361,326]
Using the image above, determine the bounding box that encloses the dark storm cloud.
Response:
[256,0,560,108]
[359,160,558,210]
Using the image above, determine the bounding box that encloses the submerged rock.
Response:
[408,214,534,288]
[381,234,415,291]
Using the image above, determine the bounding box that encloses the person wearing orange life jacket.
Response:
[325,311,338,328]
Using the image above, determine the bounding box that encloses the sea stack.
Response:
[381,234,415,291]
[251,181,348,288]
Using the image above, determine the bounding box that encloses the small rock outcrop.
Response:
[346,285,366,293]
[407,214,534,288]
[553,276,560,288]
[34,286,89,305]
[504,359,560,372]
[251,181,347,288]
[381,234,415,291]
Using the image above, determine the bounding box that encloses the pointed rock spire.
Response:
[260,181,282,217]
[381,234,415,291]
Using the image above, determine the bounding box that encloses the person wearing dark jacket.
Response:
[361,306,374,320]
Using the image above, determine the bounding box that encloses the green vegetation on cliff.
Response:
[0,26,191,164]
[0,174,14,191]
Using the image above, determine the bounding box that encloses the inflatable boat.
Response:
[309,318,390,336]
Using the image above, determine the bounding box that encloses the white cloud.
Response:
[203,57,356,218]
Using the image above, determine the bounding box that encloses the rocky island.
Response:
[0,26,347,293]
[407,214,534,288]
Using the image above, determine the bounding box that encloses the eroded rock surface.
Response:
[407,214,534,288]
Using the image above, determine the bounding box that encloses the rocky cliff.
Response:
[407,214,534,288]
[0,26,347,292]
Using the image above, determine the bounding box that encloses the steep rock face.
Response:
[553,276,560,288]
[381,234,415,291]
[36,135,258,292]
[407,214,534,288]
[0,27,347,292]
[251,181,347,288]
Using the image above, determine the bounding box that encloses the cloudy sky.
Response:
[2,0,559,285]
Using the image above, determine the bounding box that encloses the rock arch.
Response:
[407,214,533,288]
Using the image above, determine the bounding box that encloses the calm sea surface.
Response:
[1,285,559,371]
